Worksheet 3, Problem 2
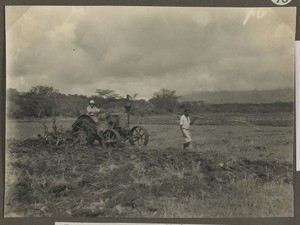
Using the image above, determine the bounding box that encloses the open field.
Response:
[5,112,294,217]
[6,112,293,139]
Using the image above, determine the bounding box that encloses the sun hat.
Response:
[89,100,95,104]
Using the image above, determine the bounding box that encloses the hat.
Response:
[89,100,95,104]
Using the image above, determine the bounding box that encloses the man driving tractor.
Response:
[87,100,120,129]
[86,100,104,122]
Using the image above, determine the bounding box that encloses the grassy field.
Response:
[5,112,294,217]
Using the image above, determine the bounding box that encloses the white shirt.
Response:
[87,105,101,116]
[180,115,190,129]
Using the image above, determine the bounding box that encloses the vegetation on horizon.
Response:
[6,85,294,119]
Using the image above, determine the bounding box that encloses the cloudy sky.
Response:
[6,6,296,99]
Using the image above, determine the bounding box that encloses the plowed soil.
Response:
[5,135,293,217]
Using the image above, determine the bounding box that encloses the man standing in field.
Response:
[180,109,197,150]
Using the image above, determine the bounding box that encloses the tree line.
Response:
[6,85,293,119]
[6,86,180,119]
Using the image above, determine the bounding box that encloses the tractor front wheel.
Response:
[129,126,149,146]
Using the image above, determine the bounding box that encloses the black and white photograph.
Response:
[5,6,296,217]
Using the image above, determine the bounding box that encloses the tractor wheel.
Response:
[129,126,149,146]
[103,129,121,148]
[72,119,96,145]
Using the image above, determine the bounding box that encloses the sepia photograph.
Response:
[5,6,296,217]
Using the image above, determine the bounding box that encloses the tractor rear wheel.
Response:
[103,129,121,148]
[72,118,96,145]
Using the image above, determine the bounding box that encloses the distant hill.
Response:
[180,88,294,104]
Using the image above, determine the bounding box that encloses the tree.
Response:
[28,85,60,117]
[132,93,138,100]
[7,88,20,101]
[149,89,180,112]
[7,88,23,118]
[95,89,121,100]
[29,85,59,97]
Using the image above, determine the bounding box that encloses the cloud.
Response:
[6,6,296,98]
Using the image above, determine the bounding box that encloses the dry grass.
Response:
[4,112,294,217]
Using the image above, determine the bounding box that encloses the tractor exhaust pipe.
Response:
[124,94,132,127]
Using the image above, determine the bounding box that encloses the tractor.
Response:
[71,95,149,147]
